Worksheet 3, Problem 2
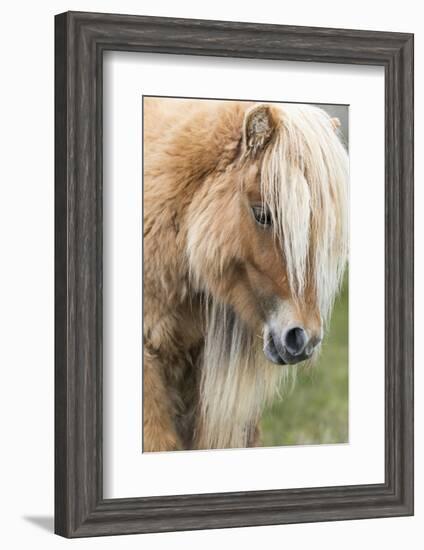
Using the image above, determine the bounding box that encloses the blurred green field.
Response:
[261,275,349,446]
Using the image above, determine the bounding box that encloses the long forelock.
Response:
[260,104,349,324]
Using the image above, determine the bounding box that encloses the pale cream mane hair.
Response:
[195,104,349,450]
[261,104,349,322]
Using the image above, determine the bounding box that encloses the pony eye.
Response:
[252,206,273,227]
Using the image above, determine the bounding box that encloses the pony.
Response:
[143,97,348,451]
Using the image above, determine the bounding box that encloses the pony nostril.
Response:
[284,327,307,356]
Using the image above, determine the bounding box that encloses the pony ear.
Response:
[330,117,341,130]
[243,104,276,154]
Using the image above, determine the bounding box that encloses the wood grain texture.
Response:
[54,11,414,538]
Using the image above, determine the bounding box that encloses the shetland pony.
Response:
[143,98,348,451]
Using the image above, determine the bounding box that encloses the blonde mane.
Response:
[261,104,349,323]
[195,299,294,449]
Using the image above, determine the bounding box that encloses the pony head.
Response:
[183,101,348,448]
[187,102,348,367]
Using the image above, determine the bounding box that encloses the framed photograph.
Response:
[55,11,414,537]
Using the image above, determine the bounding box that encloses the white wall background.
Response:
[0,1,420,548]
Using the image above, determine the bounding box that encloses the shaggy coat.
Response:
[143,98,348,451]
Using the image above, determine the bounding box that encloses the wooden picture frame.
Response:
[55,11,414,537]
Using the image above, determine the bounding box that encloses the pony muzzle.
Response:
[264,325,321,365]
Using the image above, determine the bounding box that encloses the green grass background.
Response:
[261,275,349,446]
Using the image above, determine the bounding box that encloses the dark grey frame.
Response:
[55,11,414,538]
